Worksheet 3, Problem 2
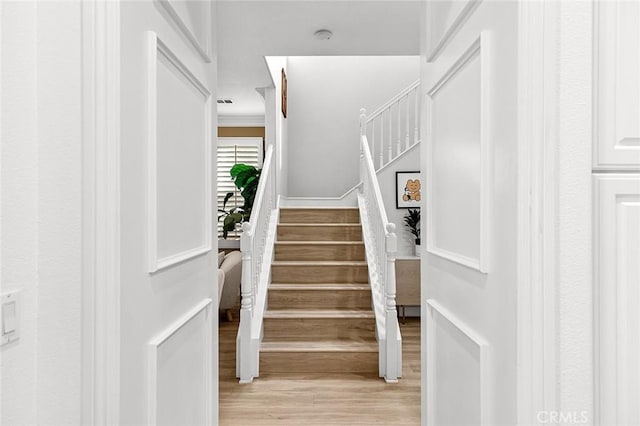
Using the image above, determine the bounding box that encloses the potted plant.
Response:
[218,163,261,239]
[403,208,421,257]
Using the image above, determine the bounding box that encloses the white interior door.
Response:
[119,1,217,424]
[593,2,640,424]
[420,1,519,424]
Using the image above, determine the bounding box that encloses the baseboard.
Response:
[279,195,358,207]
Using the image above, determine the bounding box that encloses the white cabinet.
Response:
[594,4,640,423]
[594,174,640,426]
[594,1,640,169]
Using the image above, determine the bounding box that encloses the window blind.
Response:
[217,139,262,239]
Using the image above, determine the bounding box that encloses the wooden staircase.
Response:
[260,207,379,375]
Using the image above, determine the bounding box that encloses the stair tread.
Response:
[267,210,374,373]
[278,223,361,227]
[261,340,378,353]
[272,260,367,266]
[269,283,370,291]
[280,207,359,211]
[265,309,374,319]
[275,241,364,245]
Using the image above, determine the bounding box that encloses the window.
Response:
[217,137,263,239]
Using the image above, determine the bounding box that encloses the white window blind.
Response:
[217,137,263,239]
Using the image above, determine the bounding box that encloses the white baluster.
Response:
[414,87,420,145]
[405,94,410,150]
[379,116,384,169]
[378,115,384,168]
[396,100,401,158]
[370,120,375,162]
[387,108,392,166]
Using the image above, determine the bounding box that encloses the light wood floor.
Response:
[219,314,421,425]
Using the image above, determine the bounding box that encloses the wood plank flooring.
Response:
[218,315,421,425]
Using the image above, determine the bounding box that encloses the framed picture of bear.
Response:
[396,171,421,209]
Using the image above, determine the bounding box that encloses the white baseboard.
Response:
[279,194,358,207]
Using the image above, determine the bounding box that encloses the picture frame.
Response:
[281,68,287,118]
[396,171,421,209]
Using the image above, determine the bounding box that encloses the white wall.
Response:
[1,2,82,424]
[286,56,419,197]
[377,145,421,257]
[265,56,289,197]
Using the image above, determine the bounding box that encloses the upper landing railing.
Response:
[362,80,420,170]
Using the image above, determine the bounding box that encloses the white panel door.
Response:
[119,1,217,425]
[595,175,640,426]
[593,2,640,424]
[421,1,519,425]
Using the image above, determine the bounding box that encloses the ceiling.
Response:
[216,0,421,118]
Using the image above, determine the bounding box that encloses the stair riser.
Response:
[271,265,368,283]
[279,209,360,224]
[263,317,376,341]
[260,351,378,374]
[277,226,362,242]
[268,289,372,310]
[274,244,365,261]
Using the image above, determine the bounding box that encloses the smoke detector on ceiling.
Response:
[314,29,333,41]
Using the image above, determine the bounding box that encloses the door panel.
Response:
[593,2,640,423]
[595,175,640,426]
[119,1,217,424]
[594,1,640,169]
[421,1,519,424]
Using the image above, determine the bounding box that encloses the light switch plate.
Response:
[1,290,20,346]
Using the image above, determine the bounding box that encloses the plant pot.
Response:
[415,238,421,257]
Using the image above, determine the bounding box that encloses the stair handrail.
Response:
[362,80,420,171]
[237,144,277,383]
[365,79,420,120]
[357,108,402,383]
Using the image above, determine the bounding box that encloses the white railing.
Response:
[357,109,402,383]
[237,144,278,384]
[363,80,420,170]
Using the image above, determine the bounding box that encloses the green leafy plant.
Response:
[403,208,421,245]
[218,163,262,239]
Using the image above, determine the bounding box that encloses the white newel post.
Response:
[384,223,399,383]
[238,222,254,383]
